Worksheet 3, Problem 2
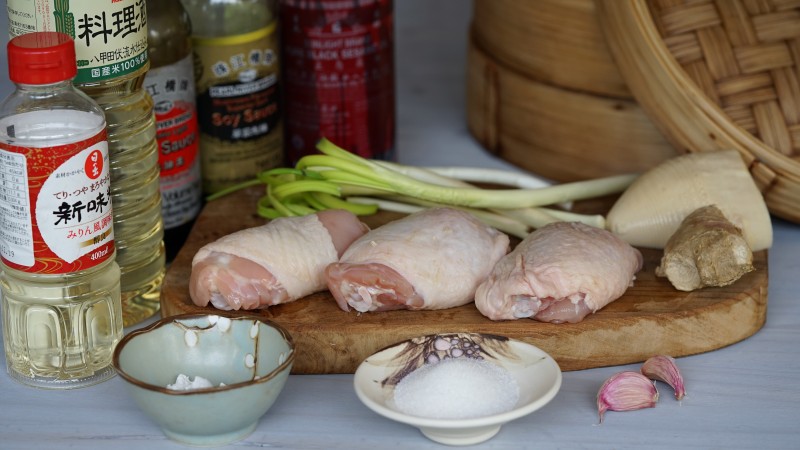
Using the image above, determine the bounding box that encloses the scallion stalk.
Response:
[314,138,637,209]
[204,137,638,234]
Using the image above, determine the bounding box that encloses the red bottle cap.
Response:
[7,32,77,85]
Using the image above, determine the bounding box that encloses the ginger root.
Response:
[655,205,754,291]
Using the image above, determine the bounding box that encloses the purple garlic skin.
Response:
[597,371,659,423]
[641,355,686,400]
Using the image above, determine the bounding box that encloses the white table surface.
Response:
[2,1,800,449]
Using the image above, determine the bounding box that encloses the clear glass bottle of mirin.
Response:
[181,0,284,194]
[146,0,203,263]
[7,0,167,327]
[0,32,123,389]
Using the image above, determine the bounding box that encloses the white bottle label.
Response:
[0,151,33,267]
[0,126,114,274]
[144,53,202,229]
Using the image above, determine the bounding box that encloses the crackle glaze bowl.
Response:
[113,313,295,446]
[354,333,562,446]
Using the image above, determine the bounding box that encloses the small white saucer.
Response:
[354,333,562,446]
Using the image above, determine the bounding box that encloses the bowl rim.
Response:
[353,332,563,429]
[112,312,295,395]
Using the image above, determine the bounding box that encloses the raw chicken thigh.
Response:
[190,210,368,310]
[325,208,510,312]
[475,222,643,323]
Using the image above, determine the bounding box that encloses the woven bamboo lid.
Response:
[598,0,800,223]
[466,33,676,182]
[471,0,631,98]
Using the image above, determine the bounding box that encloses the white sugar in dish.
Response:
[393,358,520,419]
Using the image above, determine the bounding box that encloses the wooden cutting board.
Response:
[160,186,768,373]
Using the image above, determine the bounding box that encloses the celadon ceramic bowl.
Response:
[113,313,295,446]
[354,333,562,446]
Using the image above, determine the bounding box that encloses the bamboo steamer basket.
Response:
[466,34,677,182]
[597,0,800,223]
[471,0,631,98]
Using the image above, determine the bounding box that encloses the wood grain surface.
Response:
[160,187,768,374]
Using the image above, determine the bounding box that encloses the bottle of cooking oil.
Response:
[145,0,203,263]
[0,32,123,389]
[7,0,166,327]
[181,0,283,194]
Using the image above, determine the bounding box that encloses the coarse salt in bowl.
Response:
[113,313,295,446]
[353,333,562,446]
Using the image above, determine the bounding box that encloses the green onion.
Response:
[204,137,639,234]
[313,138,637,209]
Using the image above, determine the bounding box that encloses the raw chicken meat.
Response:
[325,208,510,312]
[475,222,643,323]
[190,210,368,310]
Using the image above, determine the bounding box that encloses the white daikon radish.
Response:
[606,150,772,251]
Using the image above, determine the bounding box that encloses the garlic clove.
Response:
[597,371,659,423]
[641,355,686,400]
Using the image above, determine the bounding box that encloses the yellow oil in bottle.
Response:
[81,80,166,327]
[1,260,123,388]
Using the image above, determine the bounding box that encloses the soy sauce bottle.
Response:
[181,0,284,194]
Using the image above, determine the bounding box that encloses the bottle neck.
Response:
[3,78,104,119]
[15,79,75,94]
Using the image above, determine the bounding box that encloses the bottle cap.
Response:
[7,32,77,85]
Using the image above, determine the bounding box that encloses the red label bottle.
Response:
[280,0,396,163]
